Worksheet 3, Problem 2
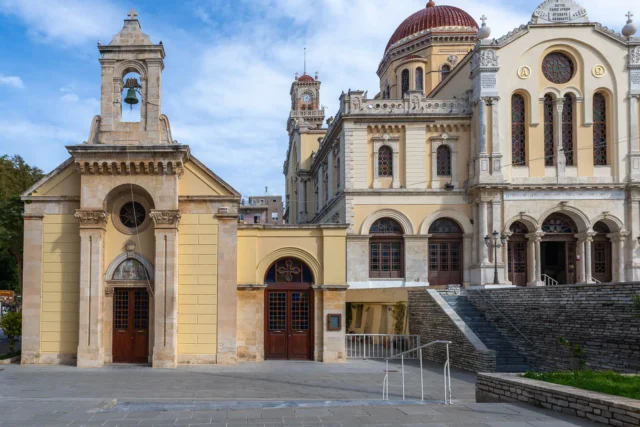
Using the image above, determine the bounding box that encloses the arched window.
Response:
[441,65,451,80]
[593,93,607,166]
[401,69,410,95]
[265,258,314,284]
[436,145,452,176]
[544,95,554,166]
[415,67,424,91]
[370,218,404,278]
[562,94,574,166]
[428,218,461,234]
[541,213,577,233]
[509,221,528,234]
[511,94,526,166]
[112,259,149,281]
[386,85,391,99]
[378,146,393,177]
[335,157,341,190]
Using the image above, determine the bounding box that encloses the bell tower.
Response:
[288,72,325,133]
[90,9,173,145]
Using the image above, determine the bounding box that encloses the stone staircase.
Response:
[441,295,530,373]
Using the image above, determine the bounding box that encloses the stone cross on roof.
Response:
[480,15,487,26]
[128,8,138,20]
[626,11,634,22]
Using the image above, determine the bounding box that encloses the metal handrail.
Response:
[542,274,559,287]
[382,340,452,404]
[475,291,533,346]
[592,277,602,284]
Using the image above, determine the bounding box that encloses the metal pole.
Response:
[493,235,499,285]
[420,348,424,402]
[401,354,405,401]
[386,359,389,400]
[446,344,452,404]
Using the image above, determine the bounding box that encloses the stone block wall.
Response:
[466,284,640,373]
[408,289,495,372]
[477,373,640,426]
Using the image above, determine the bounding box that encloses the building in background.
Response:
[240,189,284,224]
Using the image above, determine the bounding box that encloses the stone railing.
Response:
[339,90,471,117]
[290,109,325,118]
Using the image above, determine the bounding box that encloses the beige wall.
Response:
[178,214,218,357]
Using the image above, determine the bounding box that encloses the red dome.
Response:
[297,74,315,82]
[386,2,478,52]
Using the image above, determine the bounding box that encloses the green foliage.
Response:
[523,370,640,400]
[346,303,353,330]
[559,336,586,379]
[633,294,640,318]
[0,155,44,294]
[392,302,407,335]
[0,311,22,354]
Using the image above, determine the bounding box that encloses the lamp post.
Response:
[485,230,507,285]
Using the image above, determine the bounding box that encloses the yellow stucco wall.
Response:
[178,214,218,355]
[41,215,80,355]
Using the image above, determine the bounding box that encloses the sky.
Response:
[0,0,636,197]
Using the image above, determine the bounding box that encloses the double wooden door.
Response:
[113,288,149,364]
[265,289,312,360]
[428,239,462,286]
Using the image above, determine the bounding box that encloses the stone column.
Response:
[554,98,566,176]
[150,210,181,368]
[490,98,503,178]
[631,96,639,152]
[528,232,544,285]
[392,148,400,189]
[75,210,108,368]
[526,234,537,286]
[491,200,501,263]
[216,212,239,364]
[478,99,487,154]
[463,233,472,285]
[584,234,593,283]
[576,237,586,284]
[21,213,44,365]
[404,235,430,286]
[479,202,489,263]
[298,179,307,223]
[503,232,512,285]
[609,232,630,283]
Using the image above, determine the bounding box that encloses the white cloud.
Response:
[0,74,24,88]
[0,0,123,46]
[61,93,79,102]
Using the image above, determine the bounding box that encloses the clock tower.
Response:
[288,72,325,132]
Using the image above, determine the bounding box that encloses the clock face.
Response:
[302,93,313,103]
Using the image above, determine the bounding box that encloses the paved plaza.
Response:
[0,360,601,427]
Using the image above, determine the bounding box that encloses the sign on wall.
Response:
[0,290,15,304]
[532,0,589,24]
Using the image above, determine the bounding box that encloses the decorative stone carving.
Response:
[447,54,459,65]
[532,0,588,24]
[594,23,626,42]
[472,50,499,70]
[592,64,606,78]
[518,66,531,79]
[149,210,182,228]
[492,25,528,46]
[75,159,184,176]
[74,210,108,229]
[630,46,640,66]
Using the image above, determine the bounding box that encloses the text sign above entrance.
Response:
[532,0,589,24]
[505,190,625,201]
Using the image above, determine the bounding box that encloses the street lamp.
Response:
[485,230,507,285]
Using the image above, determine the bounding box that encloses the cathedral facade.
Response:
[284,0,640,327]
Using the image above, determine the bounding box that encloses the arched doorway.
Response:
[428,218,463,286]
[541,213,578,284]
[507,222,528,286]
[264,258,314,360]
[592,221,612,283]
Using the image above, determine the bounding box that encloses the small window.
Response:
[511,94,526,166]
[415,67,424,91]
[441,65,451,80]
[254,215,261,224]
[378,146,393,177]
[544,95,554,167]
[436,145,452,176]
[542,52,574,84]
[271,212,278,221]
[401,69,410,95]
[119,202,146,229]
[562,94,574,166]
[593,93,607,166]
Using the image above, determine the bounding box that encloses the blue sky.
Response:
[0,0,635,197]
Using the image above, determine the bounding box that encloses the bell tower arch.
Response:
[94,9,169,145]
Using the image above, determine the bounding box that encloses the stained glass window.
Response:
[370,218,403,235]
[378,146,393,177]
[441,65,451,80]
[112,259,149,281]
[511,94,526,166]
[119,202,146,229]
[542,52,574,84]
[509,221,528,234]
[544,95,554,167]
[401,69,410,95]
[429,218,461,234]
[416,67,424,91]
[562,94,574,166]
[593,93,607,166]
[265,258,314,284]
[437,145,452,176]
[542,214,577,233]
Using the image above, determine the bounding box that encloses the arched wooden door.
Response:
[508,222,528,286]
[428,219,463,286]
[592,222,612,283]
[264,258,314,360]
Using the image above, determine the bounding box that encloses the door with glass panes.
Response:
[112,288,149,364]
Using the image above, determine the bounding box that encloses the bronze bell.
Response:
[124,88,139,106]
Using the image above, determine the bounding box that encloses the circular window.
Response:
[542,52,574,84]
[119,202,146,229]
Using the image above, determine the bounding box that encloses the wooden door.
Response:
[592,238,612,283]
[508,238,528,286]
[265,289,312,360]
[428,240,462,286]
[113,289,149,364]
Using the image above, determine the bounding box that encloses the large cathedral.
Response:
[20,0,640,367]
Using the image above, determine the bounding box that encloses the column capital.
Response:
[607,231,630,241]
[575,231,597,242]
[150,210,182,229]
[74,209,108,230]
[526,231,545,242]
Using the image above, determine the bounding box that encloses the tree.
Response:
[0,156,44,295]
[0,311,22,354]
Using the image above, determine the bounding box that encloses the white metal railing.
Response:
[346,334,420,359]
[592,277,602,284]
[542,274,559,287]
[382,340,452,404]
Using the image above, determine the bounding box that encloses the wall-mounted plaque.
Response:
[327,314,342,331]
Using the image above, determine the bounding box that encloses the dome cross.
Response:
[480,15,488,26]
[128,8,138,20]
[626,11,634,22]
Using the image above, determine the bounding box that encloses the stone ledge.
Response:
[477,373,640,426]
